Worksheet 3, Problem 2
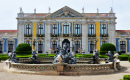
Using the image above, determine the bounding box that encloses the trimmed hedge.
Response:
[119,54,129,61]
[16,43,32,55]
[16,51,32,55]
[74,54,93,58]
[100,43,116,55]
[128,57,130,62]
[117,51,122,55]
[123,75,130,80]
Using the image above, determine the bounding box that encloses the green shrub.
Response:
[99,55,108,58]
[119,55,129,60]
[16,51,32,55]
[100,43,116,55]
[117,51,122,55]
[16,43,32,55]
[123,75,130,80]
[74,54,93,58]
[128,57,130,62]
[0,54,9,60]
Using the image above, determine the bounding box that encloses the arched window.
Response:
[63,23,69,35]
[90,41,94,53]
[38,24,43,35]
[26,24,32,36]
[52,24,57,35]
[75,24,80,35]
[89,24,94,35]
[102,24,106,35]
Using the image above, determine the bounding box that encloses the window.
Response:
[75,24,80,35]
[63,23,69,35]
[52,41,57,51]
[120,41,126,53]
[38,41,43,53]
[90,41,94,53]
[38,24,43,35]
[8,41,13,53]
[26,24,31,35]
[89,24,94,35]
[102,41,107,44]
[52,24,57,35]
[26,41,30,45]
[0,41,2,53]
[102,24,106,35]
[75,41,80,53]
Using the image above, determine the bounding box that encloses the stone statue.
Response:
[31,50,37,63]
[33,39,36,50]
[106,51,114,63]
[53,43,77,64]
[93,49,99,64]
[8,51,18,63]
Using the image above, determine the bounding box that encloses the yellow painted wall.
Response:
[32,22,36,50]
[96,22,100,51]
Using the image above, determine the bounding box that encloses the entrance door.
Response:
[62,39,70,52]
[38,41,43,53]
[90,41,94,53]
[120,41,126,53]
[0,41,2,53]
[8,41,13,53]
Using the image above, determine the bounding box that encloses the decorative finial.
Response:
[110,7,113,13]
[97,8,99,13]
[19,7,23,13]
[49,7,51,13]
[82,7,84,13]
[34,8,36,13]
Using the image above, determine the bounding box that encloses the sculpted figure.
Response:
[8,51,18,63]
[31,50,37,63]
[106,51,114,63]
[93,49,99,64]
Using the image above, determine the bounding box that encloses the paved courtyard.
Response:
[0,61,130,80]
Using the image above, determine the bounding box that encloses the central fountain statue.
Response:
[53,43,77,64]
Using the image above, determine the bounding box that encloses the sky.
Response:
[0,0,130,30]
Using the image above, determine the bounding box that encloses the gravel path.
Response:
[0,61,130,80]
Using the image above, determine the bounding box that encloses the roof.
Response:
[0,30,17,32]
[116,30,130,35]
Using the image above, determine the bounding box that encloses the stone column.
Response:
[17,22,24,45]
[45,22,51,54]
[82,22,87,54]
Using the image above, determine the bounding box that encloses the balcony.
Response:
[100,34,108,37]
[37,34,45,37]
[73,34,82,37]
[88,34,96,37]
[24,34,32,37]
[63,34,69,37]
[51,34,58,37]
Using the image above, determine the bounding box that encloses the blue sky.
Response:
[0,0,129,30]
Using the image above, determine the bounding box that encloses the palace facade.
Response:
[0,6,129,54]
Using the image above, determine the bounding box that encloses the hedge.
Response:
[117,51,122,55]
[123,75,130,80]
[16,51,32,55]
[119,54,129,61]
[100,43,116,55]
[128,57,130,62]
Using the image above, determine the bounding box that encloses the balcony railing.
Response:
[24,34,32,37]
[100,34,108,37]
[37,34,45,37]
[63,34,69,37]
[73,34,82,37]
[51,34,58,37]
[88,34,96,37]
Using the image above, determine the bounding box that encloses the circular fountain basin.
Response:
[4,58,121,75]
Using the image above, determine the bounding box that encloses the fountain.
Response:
[4,43,121,75]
